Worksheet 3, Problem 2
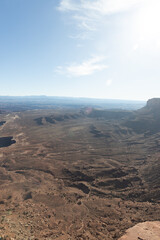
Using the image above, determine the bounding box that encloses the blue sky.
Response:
[0,0,160,100]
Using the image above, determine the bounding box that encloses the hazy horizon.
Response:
[0,95,146,102]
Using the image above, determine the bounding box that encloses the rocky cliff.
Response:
[124,98,160,134]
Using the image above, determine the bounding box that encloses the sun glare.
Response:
[133,0,160,51]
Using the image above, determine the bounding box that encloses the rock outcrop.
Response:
[124,98,160,134]
[146,98,160,110]
[119,221,160,240]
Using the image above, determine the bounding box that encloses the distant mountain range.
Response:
[0,96,145,112]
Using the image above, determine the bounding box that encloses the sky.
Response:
[0,0,160,100]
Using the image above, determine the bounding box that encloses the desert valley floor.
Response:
[0,99,160,239]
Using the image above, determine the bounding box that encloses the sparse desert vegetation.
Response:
[0,98,159,239]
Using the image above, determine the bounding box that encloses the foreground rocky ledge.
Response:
[118,221,160,240]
